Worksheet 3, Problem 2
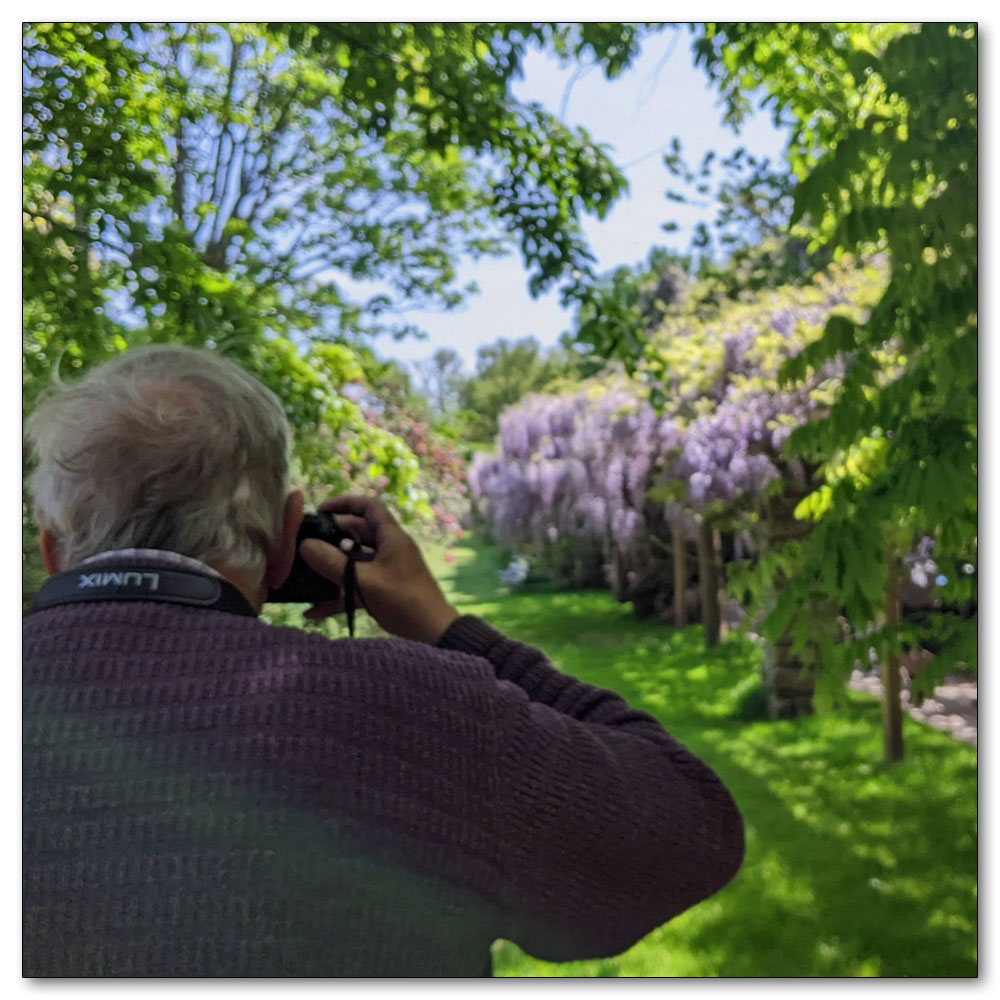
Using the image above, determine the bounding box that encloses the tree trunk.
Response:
[713,526,727,643]
[882,550,905,762]
[756,488,816,718]
[697,517,721,647]
[671,519,686,628]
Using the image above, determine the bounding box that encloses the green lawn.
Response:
[426,537,978,978]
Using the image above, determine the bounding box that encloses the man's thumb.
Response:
[300,538,347,584]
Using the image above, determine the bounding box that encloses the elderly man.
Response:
[23,344,744,978]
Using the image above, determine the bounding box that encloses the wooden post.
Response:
[671,519,686,628]
[882,550,905,762]
[713,526,727,643]
[697,517,721,647]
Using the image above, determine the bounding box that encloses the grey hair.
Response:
[25,344,292,577]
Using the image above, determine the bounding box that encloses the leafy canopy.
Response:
[693,23,977,683]
[564,22,976,688]
[22,21,655,604]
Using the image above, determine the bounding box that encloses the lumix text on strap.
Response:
[31,556,367,637]
[31,564,258,619]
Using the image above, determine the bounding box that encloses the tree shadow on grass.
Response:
[600,633,977,977]
[497,703,976,978]
[633,704,977,977]
[441,545,977,977]
[483,596,764,724]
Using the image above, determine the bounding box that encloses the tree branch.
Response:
[208,31,243,208]
[167,24,192,225]
[24,209,131,261]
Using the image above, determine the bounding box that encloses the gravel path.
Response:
[848,669,977,747]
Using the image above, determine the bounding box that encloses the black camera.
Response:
[266,510,364,605]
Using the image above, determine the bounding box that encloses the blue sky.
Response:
[382,28,790,375]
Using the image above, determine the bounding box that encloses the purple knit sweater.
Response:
[23,586,744,977]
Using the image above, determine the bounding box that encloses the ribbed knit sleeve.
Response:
[438,615,745,961]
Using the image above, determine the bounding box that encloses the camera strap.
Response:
[341,554,364,638]
[31,562,365,637]
[29,564,258,619]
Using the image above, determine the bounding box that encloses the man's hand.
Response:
[299,495,460,645]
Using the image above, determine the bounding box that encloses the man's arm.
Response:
[300,495,744,960]
[439,615,745,962]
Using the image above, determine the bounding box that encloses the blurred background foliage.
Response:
[23,21,977,755]
[21,20,654,609]
[470,22,977,754]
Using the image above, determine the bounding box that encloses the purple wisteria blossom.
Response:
[470,385,682,583]
[469,263,884,591]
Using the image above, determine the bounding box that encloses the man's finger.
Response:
[300,538,347,584]
[304,599,345,620]
[318,495,381,517]
[331,513,377,548]
[318,495,399,535]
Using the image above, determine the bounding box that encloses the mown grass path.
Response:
[426,538,978,978]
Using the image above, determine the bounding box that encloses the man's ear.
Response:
[40,530,61,576]
[264,490,304,591]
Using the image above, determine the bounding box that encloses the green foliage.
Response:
[22,22,654,607]
[571,131,837,364]
[694,22,978,682]
[22,19,648,364]
[662,139,832,302]
[640,256,885,418]
[24,22,513,348]
[565,23,977,698]
[23,24,162,361]
[457,335,586,442]
[266,22,655,295]
[572,245,692,369]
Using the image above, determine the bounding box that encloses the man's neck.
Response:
[211,564,266,614]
